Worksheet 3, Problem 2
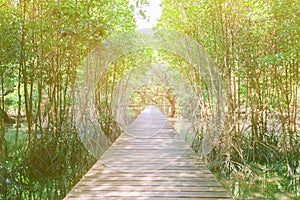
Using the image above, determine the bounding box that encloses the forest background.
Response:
[0,0,299,199]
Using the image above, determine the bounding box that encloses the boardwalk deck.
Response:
[64,106,232,199]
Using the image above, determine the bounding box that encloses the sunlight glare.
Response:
[131,0,162,29]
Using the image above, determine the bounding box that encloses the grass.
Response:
[216,166,300,200]
[4,127,27,154]
[1,125,96,199]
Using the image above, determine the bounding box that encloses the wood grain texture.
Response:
[64,106,232,200]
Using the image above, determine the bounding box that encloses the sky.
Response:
[131,0,163,29]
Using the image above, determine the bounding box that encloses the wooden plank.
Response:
[65,198,232,200]
[75,181,223,187]
[66,191,231,198]
[64,106,232,199]
[70,187,228,193]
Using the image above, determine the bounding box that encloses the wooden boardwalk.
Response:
[64,106,232,200]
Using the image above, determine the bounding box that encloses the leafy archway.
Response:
[74,29,226,159]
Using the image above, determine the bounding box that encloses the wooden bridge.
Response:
[64,106,232,199]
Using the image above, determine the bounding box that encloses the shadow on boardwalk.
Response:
[64,106,232,199]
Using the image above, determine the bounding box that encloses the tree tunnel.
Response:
[74,29,226,159]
